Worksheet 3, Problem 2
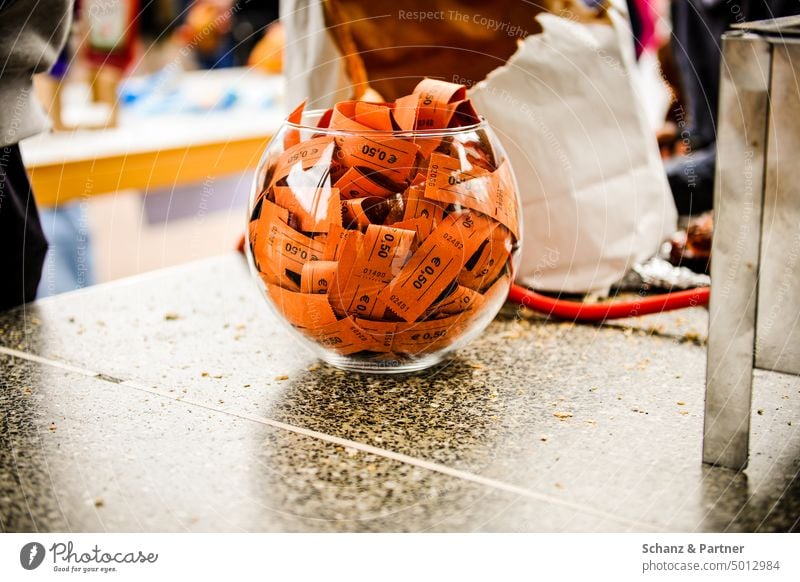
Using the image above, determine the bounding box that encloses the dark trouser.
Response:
[665,144,717,216]
[0,143,48,311]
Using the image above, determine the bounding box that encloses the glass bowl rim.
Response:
[286,108,489,137]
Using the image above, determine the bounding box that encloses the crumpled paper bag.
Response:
[469,7,677,293]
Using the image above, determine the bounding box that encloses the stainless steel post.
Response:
[704,16,800,470]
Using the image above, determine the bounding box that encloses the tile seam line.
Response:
[0,345,663,532]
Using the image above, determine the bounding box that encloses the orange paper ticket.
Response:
[302,316,381,355]
[251,198,307,289]
[330,101,373,132]
[337,134,419,183]
[342,197,391,230]
[392,94,420,132]
[427,284,485,317]
[268,284,338,329]
[394,276,508,356]
[268,135,336,189]
[316,107,333,129]
[412,172,426,186]
[323,225,364,261]
[492,161,519,238]
[249,196,289,257]
[392,94,439,159]
[388,218,429,244]
[355,318,398,353]
[412,78,466,129]
[391,311,472,354]
[259,271,299,292]
[447,99,480,128]
[377,210,497,322]
[424,153,519,239]
[359,224,416,275]
[257,210,326,276]
[481,272,512,308]
[393,79,465,131]
[458,226,513,292]
[283,100,306,149]
[329,276,387,320]
[330,224,416,319]
[353,102,395,131]
[333,166,394,200]
[397,79,468,158]
[300,260,338,294]
[273,186,342,233]
[402,184,445,239]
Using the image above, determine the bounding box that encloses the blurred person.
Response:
[666,0,800,215]
[32,1,97,298]
[0,0,74,311]
[247,20,283,73]
[231,0,279,65]
[176,0,235,68]
[176,0,278,69]
[627,0,658,59]
[36,201,97,298]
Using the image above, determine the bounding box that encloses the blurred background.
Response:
[25,0,763,297]
[27,0,284,297]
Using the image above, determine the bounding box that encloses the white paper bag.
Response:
[281,0,351,109]
[470,8,677,294]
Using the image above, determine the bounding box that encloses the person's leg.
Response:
[665,144,717,216]
[0,143,48,310]
[37,202,96,298]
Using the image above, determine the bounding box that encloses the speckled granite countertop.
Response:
[1,253,798,532]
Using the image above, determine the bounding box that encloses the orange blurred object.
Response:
[176,1,231,55]
[248,22,284,73]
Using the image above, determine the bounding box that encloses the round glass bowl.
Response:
[246,110,521,373]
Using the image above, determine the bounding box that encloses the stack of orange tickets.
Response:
[249,79,519,358]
